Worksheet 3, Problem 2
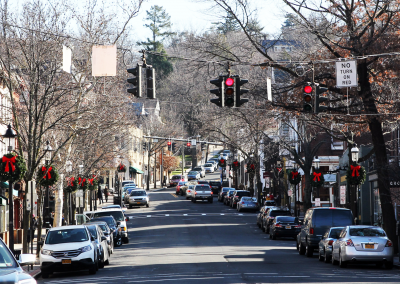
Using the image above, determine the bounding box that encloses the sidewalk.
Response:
[14,236,43,278]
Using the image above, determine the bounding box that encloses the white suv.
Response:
[39,225,98,278]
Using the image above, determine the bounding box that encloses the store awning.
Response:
[0,182,8,189]
[129,166,144,174]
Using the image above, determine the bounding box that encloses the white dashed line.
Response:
[147,215,151,217]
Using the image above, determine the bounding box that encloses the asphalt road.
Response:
[38,172,400,284]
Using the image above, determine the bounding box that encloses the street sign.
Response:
[315,198,320,207]
[340,185,346,204]
[335,60,357,87]
[265,177,270,188]
[191,139,196,146]
[263,172,271,178]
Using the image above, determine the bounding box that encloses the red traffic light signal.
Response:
[167,141,171,146]
[303,83,313,113]
[187,142,191,147]
[304,85,312,94]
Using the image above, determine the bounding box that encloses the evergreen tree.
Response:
[212,11,240,34]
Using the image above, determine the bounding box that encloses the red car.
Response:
[176,181,187,195]
[170,175,186,187]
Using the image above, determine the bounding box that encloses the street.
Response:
[36,173,400,284]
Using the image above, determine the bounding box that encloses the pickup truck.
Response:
[191,184,213,203]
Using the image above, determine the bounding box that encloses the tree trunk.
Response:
[303,170,312,211]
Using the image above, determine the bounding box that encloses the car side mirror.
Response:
[101,236,107,241]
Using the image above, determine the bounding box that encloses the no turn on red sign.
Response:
[336,60,358,88]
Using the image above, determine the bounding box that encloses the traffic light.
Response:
[146,67,156,99]
[127,64,142,97]
[315,84,328,113]
[303,82,313,113]
[187,142,191,148]
[235,77,249,107]
[167,140,172,151]
[224,77,235,107]
[142,142,147,151]
[210,76,224,107]
[201,143,206,151]
[172,142,176,153]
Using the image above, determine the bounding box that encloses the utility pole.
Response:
[181,145,185,176]
[146,141,151,191]
[160,149,163,187]
[154,150,157,189]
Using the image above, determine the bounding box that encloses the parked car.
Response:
[237,197,259,212]
[269,216,301,240]
[169,174,186,187]
[187,171,201,181]
[0,237,36,283]
[40,225,98,278]
[88,221,114,255]
[206,160,218,170]
[218,187,234,202]
[318,227,344,263]
[123,187,138,203]
[262,207,291,234]
[203,163,215,173]
[91,209,130,244]
[230,190,251,208]
[121,180,136,188]
[224,189,236,205]
[191,184,213,203]
[209,181,222,195]
[264,200,276,207]
[256,206,270,230]
[185,184,196,199]
[127,189,149,208]
[331,225,394,269]
[222,149,231,157]
[176,181,188,195]
[89,216,122,247]
[197,180,210,186]
[192,166,205,178]
[297,207,353,257]
[84,223,110,268]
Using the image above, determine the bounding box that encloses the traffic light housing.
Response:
[315,84,328,113]
[127,64,142,97]
[146,67,156,99]
[167,140,171,151]
[172,142,176,153]
[224,77,235,107]
[235,77,249,107]
[210,76,224,107]
[201,143,206,151]
[142,142,147,151]
[303,82,313,113]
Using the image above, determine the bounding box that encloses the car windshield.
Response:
[188,171,198,175]
[349,227,386,237]
[87,226,98,238]
[93,211,124,221]
[91,223,108,232]
[90,217,115,227]
[193,168,202,171]
[172,176,182,180]
[242,197,257,202]
[130,190,146,196]
[46,228,89,244]
[204,164,213,167]
[0,240,18,268]
[270,211,291,217]
[329,228,344,239]
[276,216,297,223]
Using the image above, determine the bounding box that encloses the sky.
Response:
[130,0,286,43]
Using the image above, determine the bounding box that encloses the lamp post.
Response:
[43,141,53,228]
[3,124,16,253]
[66,161,72,224]
[79,164,84,214]
[313,156,320,199]
[351,145,360,224]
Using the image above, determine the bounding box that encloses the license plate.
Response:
[62,259,71,264]
[137,202,141,204]
[365,244,374,249]
[285,226,291,229]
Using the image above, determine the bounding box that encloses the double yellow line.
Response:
[171,193,178,198]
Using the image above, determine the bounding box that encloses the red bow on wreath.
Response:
[42,166,52,179]
[350,165,361,177]
[313,172,321,182]
[88,178,94,185]
[233,161,239,167]
[119,164,124,171]
[291,171,299,179]
[69,177,75,186]
[2,155,16,172]
[78,177,86,186]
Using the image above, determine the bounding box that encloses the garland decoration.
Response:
[218,158,226,168]
[37,165,59,187]
[232,160,239,170]
[346,164,366,185]
[78,177,89,191]
[0,153,27,182]
[247,163,256,174]
[288,170,302,185]
[310,171,325,187]
[65,177,78,193]
[88,178,98,191]
[117,163,127,172]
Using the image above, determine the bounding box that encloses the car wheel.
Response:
[305,243,313,257]
[318,250,324,261]
[105,258,110,265]
[41,271,50,279]
[298,242,306,255]
[272,233,276,240]
[296,241,299,251]
[385,261,393,269]
[339,252,347,268]
[324,250,330,263]
[331,253,338,265]
[99,259,105,269]
[146,203,150,208]
[115,236,122,247]
[89,264,97,275]
[123,237,129,244]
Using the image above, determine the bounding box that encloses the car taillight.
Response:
[256,203,259,206]
[310,228,314,235]
[235,195,239,198]
[345,239,354,246]
[241,202,245,204]
[211,191,213,195]
[328,240,334,246]
[195,192,197,195]
[275,224,283,228]
[294,225,301,228]
[386,240,393,247]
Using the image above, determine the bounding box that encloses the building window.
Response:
[331,137,344,150]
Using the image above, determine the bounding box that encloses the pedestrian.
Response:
[98,186,103,204]
[30,214,38,243]
[104,186,109,203]
[62,214,67,226]
[274,193,281,206]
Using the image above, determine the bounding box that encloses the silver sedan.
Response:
[127,189,149,208]
[318,227,344,263]
[237,197,258,212]
[332,225,394,269]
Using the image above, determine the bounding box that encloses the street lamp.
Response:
[313,156,320,170]
[43,141,53,228]
[3,124,16,253]
[66,161,72,224]
[79,164,84,213]
[351,145,359,163]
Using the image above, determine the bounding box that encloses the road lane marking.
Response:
[183,214,188,216]
[202,213,206,215]
[165,214,170,216]
[147,215,151,217]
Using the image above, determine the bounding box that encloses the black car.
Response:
[269,216,301,240]
[224,190,235,205]
[263,208,291,234]
[209,181,222,195]
[89,216,123,247]
[297,207,353,257]
[230,190,251,208]
[197,180,209,185]
[218,187,234,202]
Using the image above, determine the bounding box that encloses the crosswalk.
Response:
[125,212,256,219]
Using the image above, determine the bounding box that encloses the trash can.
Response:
[113,195,121,205]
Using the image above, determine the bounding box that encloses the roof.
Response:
[261,39,299,49]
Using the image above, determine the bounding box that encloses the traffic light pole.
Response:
[146,142,150,191]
